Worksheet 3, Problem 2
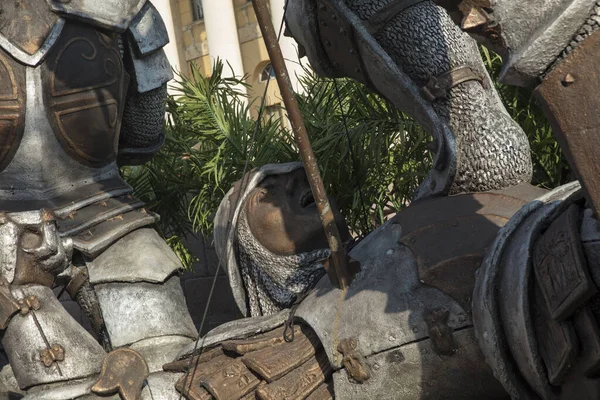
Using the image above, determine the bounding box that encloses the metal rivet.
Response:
[562,73,576,86]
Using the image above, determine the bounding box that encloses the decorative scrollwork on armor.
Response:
[0,52,25,172]
[42,22,127,167]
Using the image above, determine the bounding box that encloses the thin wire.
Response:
[177,2,289,397]
[333,79,371,235]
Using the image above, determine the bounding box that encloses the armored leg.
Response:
[3,285,107,398]
[286,0,532,198]
[84,228,198,398]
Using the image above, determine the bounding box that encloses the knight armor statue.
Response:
[0,1,197,398]
[172,0,600,399]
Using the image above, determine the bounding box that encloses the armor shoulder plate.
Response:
[125,40,173,93]
[128,1,170,56]
[47,0,147,32]
[122,1,173,93]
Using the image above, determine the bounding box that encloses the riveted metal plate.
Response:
[3,285,106,390]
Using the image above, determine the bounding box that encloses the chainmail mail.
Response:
[341,0,533,194]
[235,209,330,317]
[119,83,167,150]
[546,2,600,76]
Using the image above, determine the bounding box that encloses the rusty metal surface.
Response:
[42,21,127,168]
[252,0,356,289]
[39,344,65,368]
[535,30,600,217]
[256,350,332,400]
[242,327,322,382]
[92,348,149,400]
[56,194,144,238]
[533,204,597,321]
[71,208,158,257]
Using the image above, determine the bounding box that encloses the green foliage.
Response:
[296,72,431,235]
[124,52,571,264]
[122,61,298,266]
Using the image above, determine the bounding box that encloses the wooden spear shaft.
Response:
[251,0,353,289]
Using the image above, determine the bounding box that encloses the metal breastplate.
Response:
[0,19,128,208]
[0,13,157,256]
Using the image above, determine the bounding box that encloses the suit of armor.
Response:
[0,1,197,398]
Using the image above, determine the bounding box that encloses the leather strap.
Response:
[421,65,484,101]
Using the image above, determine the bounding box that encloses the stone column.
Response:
[269,0,305,93]
[203,0,248,97]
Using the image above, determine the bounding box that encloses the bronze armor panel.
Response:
[42,22,128,167]
[0,0,59,55]
[0,51,26,172]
